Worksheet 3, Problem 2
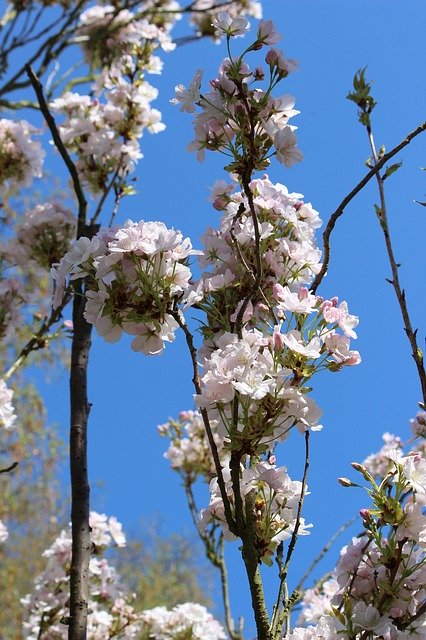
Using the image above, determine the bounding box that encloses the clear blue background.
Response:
[29,1,426,636]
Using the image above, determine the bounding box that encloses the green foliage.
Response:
[346,67,377,127]
[0,381,65,640]
[113,526,212,611]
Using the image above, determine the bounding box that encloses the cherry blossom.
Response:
[201,460,311,564]
[22,512,140,639]
[11,202,76,269]
[171,69,203,113]
[0,379,17,430]
[211,11,250,37]
[52,220,198,354]
[139,602,227,639]
[158,410,221,481]
[0,119,44,193]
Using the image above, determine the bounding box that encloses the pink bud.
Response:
[265,49,278,66]
[272,326,284,349]
[272,282,285,301]
[338,477,352,487]
[298,287,309,300]
[268,455,276,465]
[212,196,228,210]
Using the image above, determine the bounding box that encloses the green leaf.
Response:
[382,161,402,180]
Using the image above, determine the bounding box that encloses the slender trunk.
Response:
[68,283,92,640]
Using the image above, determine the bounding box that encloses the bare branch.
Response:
[25,65,87,235]
[0,461,18,474]
[311,121,426,294]
[365,123,426,406]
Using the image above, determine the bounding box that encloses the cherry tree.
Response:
[0,2,425,640]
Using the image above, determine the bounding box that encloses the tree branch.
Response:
[26,65,92,640]
[365,123,426,407]
[25,65,87,235]
[271,431,310,639]
[311,121,426,295]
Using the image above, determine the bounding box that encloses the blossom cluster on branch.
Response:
[22,511,226,639]
[0,119,44,194]
[52,220,199,353]
[292,422,426,639]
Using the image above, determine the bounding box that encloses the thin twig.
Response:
[91,165,122,225]
[0,3,85,97]
[3,294,71,381]
[271,431,310,639]
[294,517,356,595]
[183,479,242,639]
[366,123,426,406]
[311,121,426,294]
[171,309,236,533]
[0,461,18,474]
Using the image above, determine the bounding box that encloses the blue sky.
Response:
[29,0,426,636]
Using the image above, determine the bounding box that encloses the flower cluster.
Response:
[50,83,164,194]
[292,432,426,639]
[10,202,76,270]
[77,2,177,74]
[362,431,404,480]
[49,2,179,195]
[22,512,226,639]
[174,22,301,170]
[201,460,310,564]
[21,512,142,640]
[139,602,227,640]
[196,328,324,450]
[169,21,361,585]
[0,379,17,430]
[189,0,261,40]
[0,119,44,193]
[158,410,220,481]
[52,220,198,354]
[189,177,360,452]
[411,410,426,439]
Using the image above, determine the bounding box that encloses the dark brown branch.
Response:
[26,66,92,640]
[171,309,236,533]
[0,461,18,474]
[25,65,87,235]
[311,121,426,294]
[68,277,93,640]
[0,3,85,98]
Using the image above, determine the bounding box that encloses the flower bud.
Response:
[338,477,353,487]
[359,508,371,520]
[351,462,374,482]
